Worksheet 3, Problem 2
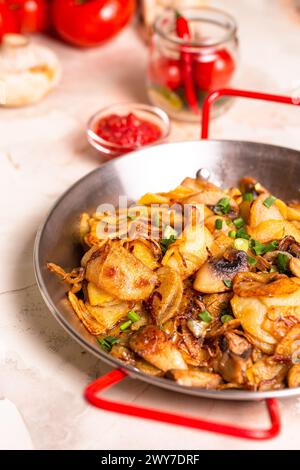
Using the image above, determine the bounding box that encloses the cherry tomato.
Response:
[194,48,235,92]
[0,1,20,40]
[52,0,136,48]
[7,0,49,33]
[149,57,182,91]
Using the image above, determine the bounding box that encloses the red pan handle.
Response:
[201,88,300,139]
[84,368,281,440]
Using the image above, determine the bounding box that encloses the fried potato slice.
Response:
[245,358,288,391]
[87,282,115,306]
[275,324,300,358]
[129,325,187,371]
[248,220,300,243]
[288,364,300,388]
[249,194,284,228]
[151,266,183,325]
[232,272,299,297]
[167,369,222,388]
[68,291,128,335]
[85,243,157,301]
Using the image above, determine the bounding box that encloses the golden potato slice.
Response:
[86,243,157,301]
[248,220,300,243]
[87,282,115,306]
[68,291,127,335]
[232,272,299,297]
[129,325,187,371]
[128,240,160,270]
[275,324,300,358]
[231,295,277,349]
[249,194,284,228]
[167,369,222,388]
[151,266,183,325]
[287,364,300,388]
[246,358,288,391]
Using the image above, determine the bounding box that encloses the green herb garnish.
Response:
[221,314,234,324]
[247,256,257,266]
[199,310,212,323]
[277,253,289,274]
[223,279,232,288]
[215,218,223,230]
[97,336,118,352]
[160,225,177,254]
[127,213,137,221]
[236,227,250,240]
[250,239,279,256]
[263,195,277,208]
[128,310,141,322]
[233,217,245,229]
[243,192,254,202]
[120,320,132,331]
[229,230,237,239]
[214,197,231,215]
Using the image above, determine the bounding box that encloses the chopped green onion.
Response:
[127,310,141,322]
[270,266,278,273]
[236,227,250,240]
[233,217,245,229]
[97,336,118,352]
[127,213,137,221]
[215,218,223,230]
[243,192,254,202]
[277,253,289,274]
[226,219,231,226]
[199,310,212,323]
[221,314,234,324]
[223,279,232,288]
[234,238,249,252]
[160,225,177,254]
[214,197,231,215]
[120,320,132,331]
[250,239,279,256]
[263,195,277,208]
[229,230,237,239]
[247,256,257,266]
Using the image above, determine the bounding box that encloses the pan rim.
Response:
[34,139,300,400]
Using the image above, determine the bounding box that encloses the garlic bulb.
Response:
[0,34,61,107]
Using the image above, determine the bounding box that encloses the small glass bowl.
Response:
[87,102,170,159]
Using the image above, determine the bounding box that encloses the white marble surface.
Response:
[1,0,300,450]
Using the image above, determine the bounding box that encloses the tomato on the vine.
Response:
[0,1,20,40]
[194,48,235,91]
[7,0,49,33]
[149,57,182,91]
[52,0,136,48]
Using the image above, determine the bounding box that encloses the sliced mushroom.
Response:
[194,249,248,294]
[150,266,183,325]
[85,243,157,301]
[213,331,253,385]
[129,325,187,372]
[167,369,222,389]
[287,364,300,388]
[278,236,300,258]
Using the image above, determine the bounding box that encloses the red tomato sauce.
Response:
[95,113,162,149]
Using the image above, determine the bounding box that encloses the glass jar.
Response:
[147,7,239,122]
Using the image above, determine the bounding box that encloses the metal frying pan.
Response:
[34,89,300,439]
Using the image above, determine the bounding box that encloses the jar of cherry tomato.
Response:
[147,8,238,121]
